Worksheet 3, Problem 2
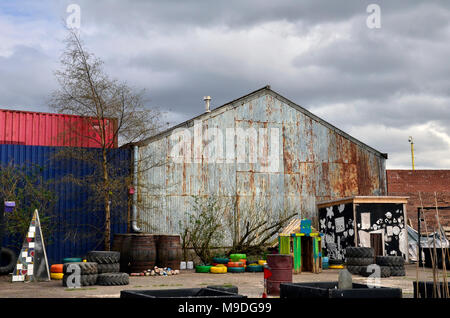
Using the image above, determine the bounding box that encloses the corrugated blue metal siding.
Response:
[0,144,131,264]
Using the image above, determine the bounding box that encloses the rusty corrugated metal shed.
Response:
[135,86,387,240]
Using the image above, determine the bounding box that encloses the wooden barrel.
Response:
[112,233,134,273]
[266,254,293,296]
[157,235,182,270]
[127,234,158,273]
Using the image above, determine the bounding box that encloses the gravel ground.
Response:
[0,264,440,298]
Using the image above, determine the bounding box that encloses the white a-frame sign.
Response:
[12,209,50,282]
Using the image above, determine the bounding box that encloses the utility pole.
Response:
[408,136,415,170]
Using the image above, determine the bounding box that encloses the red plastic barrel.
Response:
[266,254,293,296]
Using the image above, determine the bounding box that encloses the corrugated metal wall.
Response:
[0,144,130,264]
[0,109,118,148]
[136,88,387,243]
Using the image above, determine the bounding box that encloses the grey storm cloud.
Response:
[0,0,449,168]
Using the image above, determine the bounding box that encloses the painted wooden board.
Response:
[12,210,50,282]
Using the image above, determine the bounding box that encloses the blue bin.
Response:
[322,257,329,269]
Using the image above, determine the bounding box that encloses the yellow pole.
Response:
[409,136,415,170]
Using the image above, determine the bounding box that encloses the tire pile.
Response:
[62,261,98,286]
[62,251,129,287]
[194,254,265,274]
[345,247,406,278]
[345,247,375,275]
[375,256,405,277]
[87,251,129,286]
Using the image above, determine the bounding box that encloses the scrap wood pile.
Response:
[50,251,129,286]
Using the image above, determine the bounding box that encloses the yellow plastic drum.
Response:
[51,272,64,280]
[210,266,227,274]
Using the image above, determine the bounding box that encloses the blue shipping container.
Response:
[0,144,131,265]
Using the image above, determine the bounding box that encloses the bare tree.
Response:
[225,196,297,255]
[50,30,163,250]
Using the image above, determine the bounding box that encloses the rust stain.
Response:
[356,150,372,195]
[182,161,186,195]
[266,95,273,116]
[249,172,255,193]
[282,126,293,174]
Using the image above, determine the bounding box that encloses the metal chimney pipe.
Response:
[204,96,211,113]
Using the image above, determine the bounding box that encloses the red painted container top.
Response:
[0,109,118,148]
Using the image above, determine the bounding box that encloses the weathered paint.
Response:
[0,109,118,148]
[136,87,387,242]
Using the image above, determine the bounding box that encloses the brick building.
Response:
[387,170,450,234]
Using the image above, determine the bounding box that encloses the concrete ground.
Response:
[0,264,442,298]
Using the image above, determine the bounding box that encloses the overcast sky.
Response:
[1,0,449,169]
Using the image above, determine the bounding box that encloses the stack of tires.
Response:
[86,251,129,286]
[376,256,405,277]
[227,254,246,273]
[50,264,64,280]
[62,262,98,287]
[345,247,375,275]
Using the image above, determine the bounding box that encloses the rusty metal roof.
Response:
[135,85,388,159]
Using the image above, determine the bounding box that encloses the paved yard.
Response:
[0,264,440,298]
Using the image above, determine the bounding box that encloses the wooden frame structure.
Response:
[278,219,323,274]
[317,196,409,263]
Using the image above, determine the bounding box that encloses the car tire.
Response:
[86,251,120,264]
[63,262,98,275]
[345,247,374,258]
[376,256,404,266]
[346,265,365,275]
[97,263,120,274]
[389,267,406,276]
[361,265,390,278]
[0,248,17,275]
[97,272,129,286]
[63,273,98,287]
[346,257,374,266]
